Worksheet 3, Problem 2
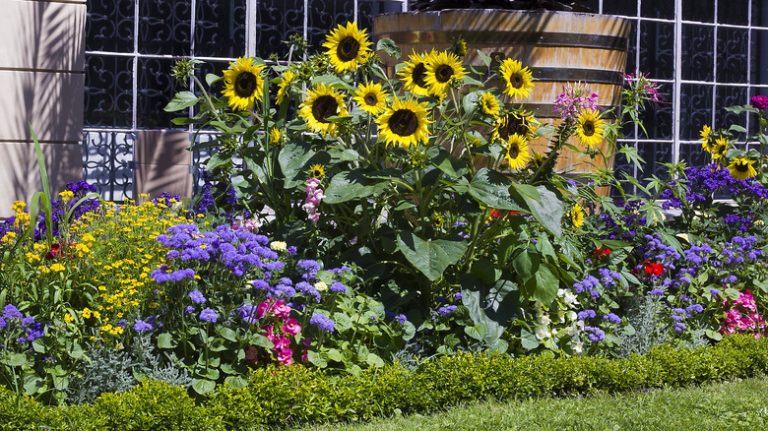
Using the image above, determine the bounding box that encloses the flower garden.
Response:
[2,20,768,429]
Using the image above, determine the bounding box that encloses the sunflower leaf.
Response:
[396,232,468,281]
[164,91,198,112]
[376,38,401,59]
[465,168,522,211]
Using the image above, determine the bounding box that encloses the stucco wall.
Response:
[0,0,85,217]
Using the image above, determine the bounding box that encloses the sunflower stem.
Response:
[192,76,224,124]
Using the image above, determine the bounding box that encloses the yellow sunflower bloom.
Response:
[728,157,757,180]
[710,136,729,161]
[269,127,282,145]
[479,92,501,117]
[575,108,605,149]
[323,21,372,73]
[222,57,266,111]
[424,50,466,98]
[275,69,296,105]
[308,164,326,179]
[377,98,431,149]
[499,58,535,101]
[354,82,388,115]
[505,133,531,170]
[699,124,712,144]
[493,111,537,142]
[399,51,433,97]
[299,84,348,137]
[571,203,585,228]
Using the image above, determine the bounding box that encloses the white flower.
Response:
[314,281,328,292]
[566,310,578,322]
[535,325,552,340]
[572,340,584,354]
[538,313,551,326]
[563,291,579,308]
[270,241,287,252]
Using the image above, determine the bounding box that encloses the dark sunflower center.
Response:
[508,143,520,159]
[435,64,454,83]
[235,72,258,97]
[735,162,749,172]
[311,95,339,123]
[337,37,361,62]
[412,63,428,88]
[510,73,524,89]
[364,94,378,106]
[499,115,528,139]
[582,121,595,137]
[388,109,419,137]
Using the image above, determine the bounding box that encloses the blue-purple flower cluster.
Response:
[0,305,44,345]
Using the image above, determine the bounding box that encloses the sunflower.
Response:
[353,82,388,115]
[299,84,348,137]
[699,124,712,144]
[308,164,326,179]
[275,70,296,105]
[323,21,372,73]
[728,157,757,180]
[571,203,585,228]
[499,58,535,101]
[479,92,501,117]
[269,127,282,145]
[222,57,266,111]
[377,98,431,149]
[505,133,531,170]
[575,108,605,149]
[493,110,537,142]
[424,50,466,97]
[710,136,729,161]
[399,51,433,97]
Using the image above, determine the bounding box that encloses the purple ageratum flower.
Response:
[648,288,665,297]
[0,317,6,330]
[709,288,720,296]
[330,281,348,294]
[396,314,408,325]
[151,265,195,284]
[751,94,768,110]
[686,304,704,314]
[3,305,23,320]
[199,308,219,323]
[577,309,597,320]
[309,312,335,333]
[437,305,458,317]
[133,319,154,333]
[188,289,207,304]
[674,322,686,333]
[602,313,622,324]
[584,326,605,343]
[185,305,196,314]
[454,292,463,301]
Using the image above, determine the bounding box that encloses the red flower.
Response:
[593,246,612,259]
[643,261,664,277]
[45,243,62,260]
[488,209,503,219]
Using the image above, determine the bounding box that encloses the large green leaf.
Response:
[164,91,198,112]
[278,142,315,181]
[524,263,559,304]
[510,184,564,236]
[465,168,523,211]
[396,232,468,281]
[460,288,507,352]
[324,172,386,204]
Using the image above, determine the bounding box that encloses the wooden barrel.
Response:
[0,0,86,217]
[374,10,632,182]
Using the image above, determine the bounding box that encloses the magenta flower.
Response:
[283,317,302,336]
[751,95,768,110]
[302,178,324,224]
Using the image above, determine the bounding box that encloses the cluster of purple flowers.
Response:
[309,312,335,333]
[660,164,768,211]
[34,181,100,240]
[720,235,762,266]
[0,305,45,345]
[597,200,647,240]
[670,304,705,333]
[152,192,182,207]
[573,275,602,299]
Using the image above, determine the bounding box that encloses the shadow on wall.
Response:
[0,0,85,216]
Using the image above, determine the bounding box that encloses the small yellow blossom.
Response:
[82,308,92,319]
[58,190,75,203]
[314,281,328,292]
[64,313,74,323]
[49,263,66,273]
[1,232,17,245]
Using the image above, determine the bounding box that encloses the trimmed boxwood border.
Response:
[1,335,767,430]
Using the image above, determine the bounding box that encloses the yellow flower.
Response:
[81,233,95,243]
[399,51,433,97]
[575,108,605,149]
[571,203,585,228]
[49,263,66,273]
[275,70,296,105]
[728,157,757,180]
[710,136,729,161]
[1,232,17,245]
[270,241,287,252]
[64,313,74,323]
[58,190,75,203]
[424,50,466,97]
[10,201,26,213]
[25,252,40,264]
[322,21,372,73]
[299,84,348,137]
[479,92,501,117]
[269,127,282,145]
[308,164,326,180]
[377,98,431,149]
[505,134,531,170]
[314,281,328,292]
[699,124,712,144]
[82,308,92,319]
[354,82,388,115]
[499,58,534,101]
[222,57,266,111]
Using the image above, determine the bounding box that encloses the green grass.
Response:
[300,377,768,431]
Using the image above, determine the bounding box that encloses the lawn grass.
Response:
[299,377,768,431]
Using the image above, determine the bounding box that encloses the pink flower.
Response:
[283,318,302,336]
[302,178,324,224]
[553,82,600,120]
[272,336,291,351]
[751,95,768,110]
[256,300,271,318]
[272,299,292,319]
[276,347,294,365]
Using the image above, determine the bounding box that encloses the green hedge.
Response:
[2,336,768,430]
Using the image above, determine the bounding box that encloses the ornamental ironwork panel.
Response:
[82,131,135,201]
[84,55,133,128]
